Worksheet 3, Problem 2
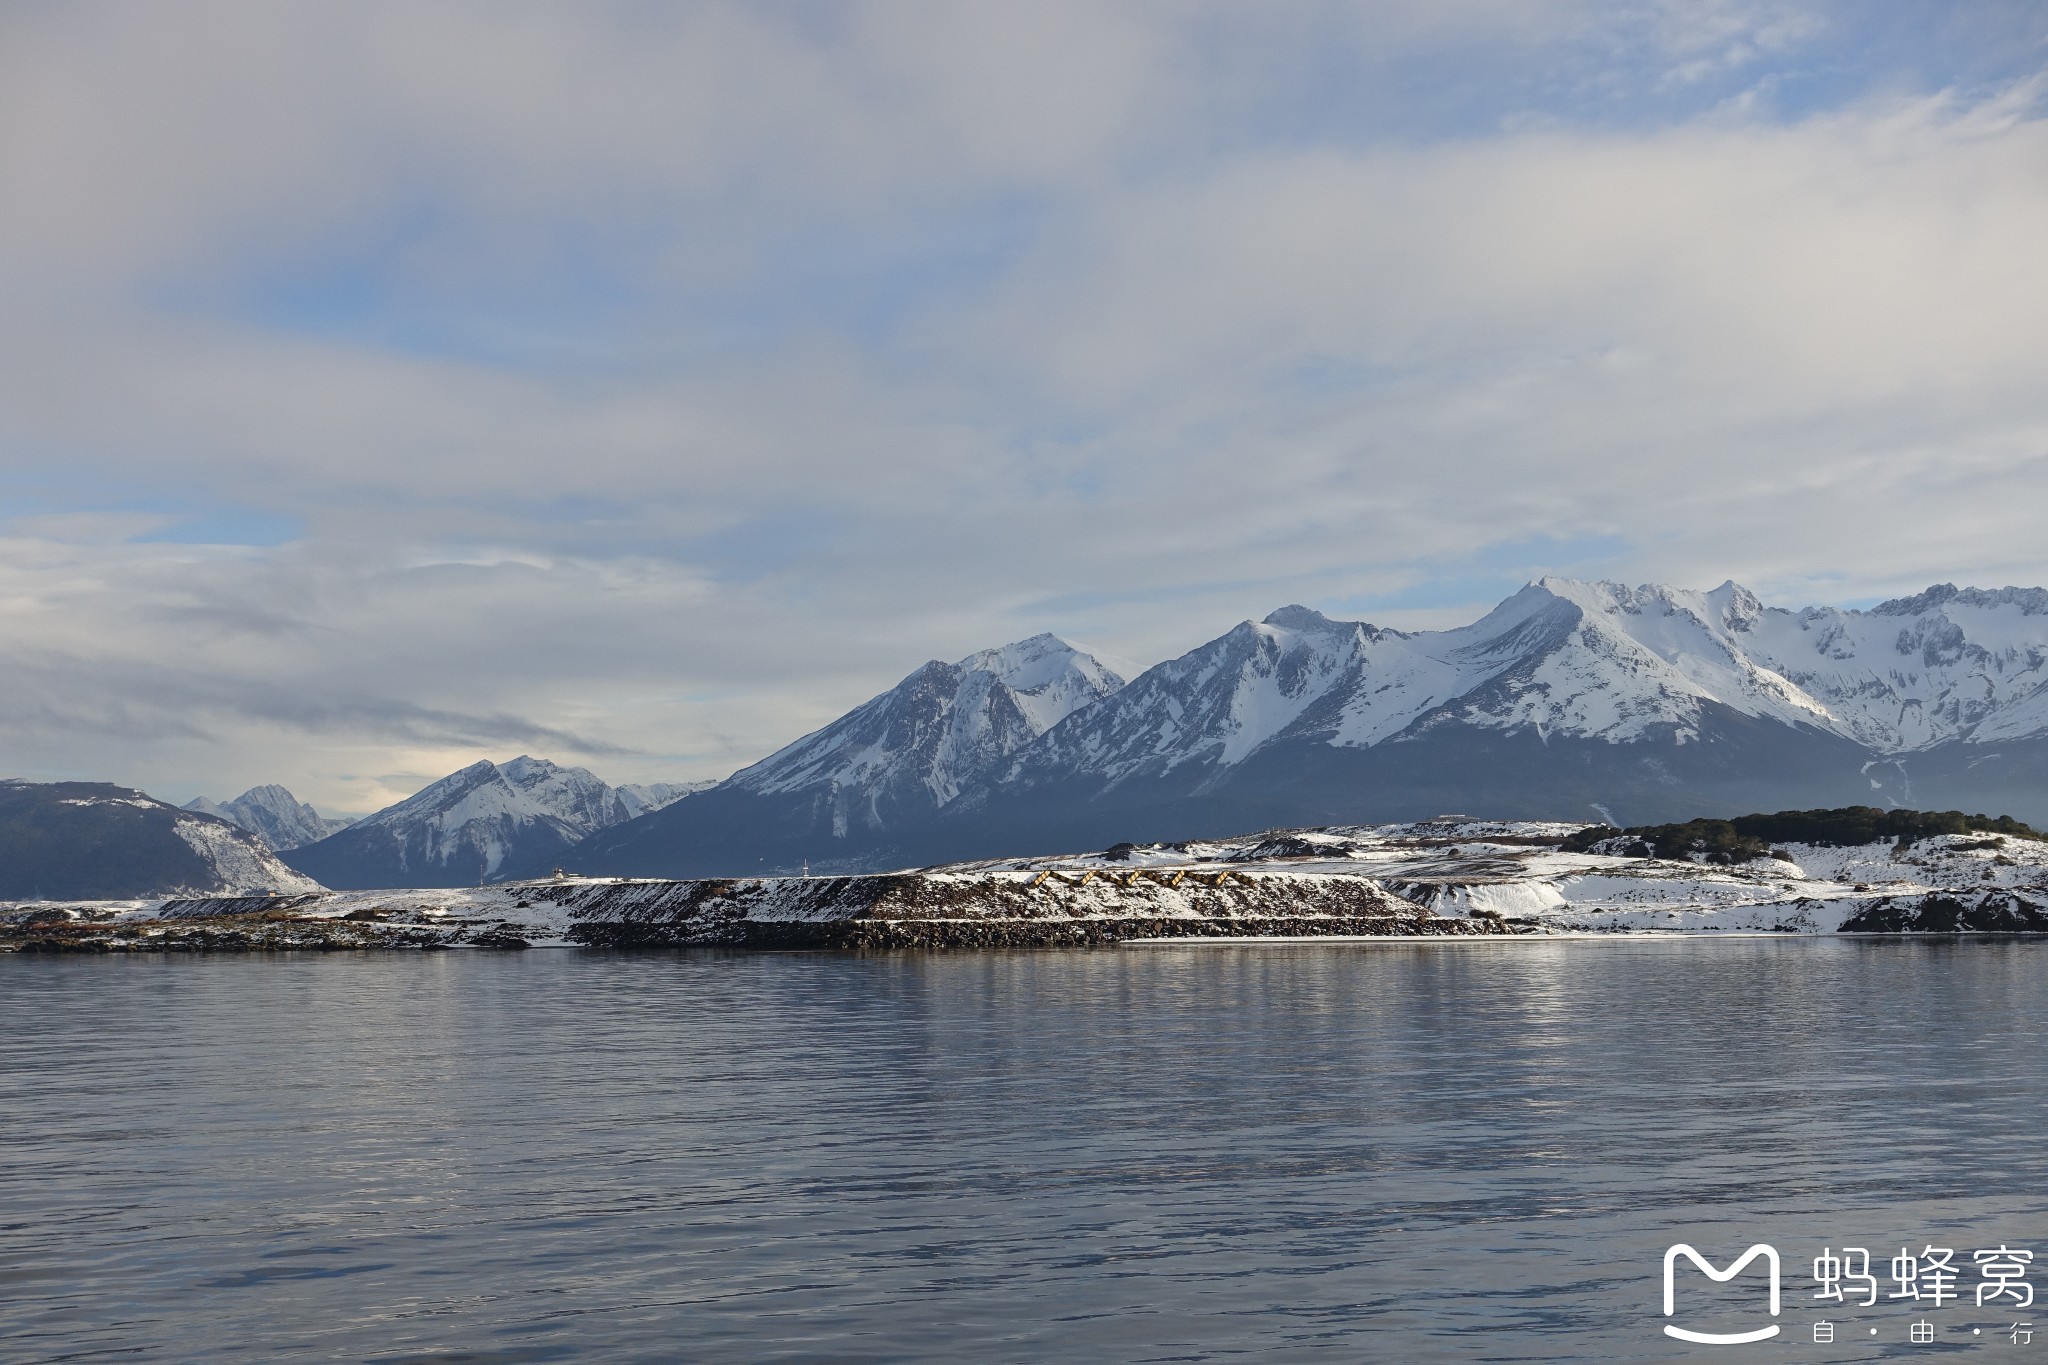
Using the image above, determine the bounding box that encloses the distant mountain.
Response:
[616,781,709,818]
[184,784,352,851]
[0,780,322,899]
[564,580,2048,877]
[279,757,706,889]
[563,633,1126,877]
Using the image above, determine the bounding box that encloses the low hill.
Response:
[0,780,322,899]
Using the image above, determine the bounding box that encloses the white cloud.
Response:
[0,1,2044,810]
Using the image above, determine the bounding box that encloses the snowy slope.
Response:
[1376,577,2048,753]
[169,814,325,893]
[1737,584,2048,750]
[185,784,350,851]
[1391,579,1842,744]
[1005,607,1384,787]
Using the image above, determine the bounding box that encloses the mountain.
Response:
[184,785,352,851]
[565,580,2048,877]
[561,633,1126,877]
[280,757,707,889]
[0,780,322,899]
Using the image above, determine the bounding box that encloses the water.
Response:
[4,940,2045,1362]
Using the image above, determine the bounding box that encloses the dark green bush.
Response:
[1561,806,2043,863]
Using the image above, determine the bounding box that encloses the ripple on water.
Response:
[2,940,2045,1362]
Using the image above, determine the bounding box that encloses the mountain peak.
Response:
[1701,580,1766,631]
[1873,583,1961,616]
[498,755,569,789]
[722,631,1126,815]
[1260,604,1349,632]
[181,782,342,851]
[956,633,1117,689]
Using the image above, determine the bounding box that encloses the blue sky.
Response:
[1,1,2045,812]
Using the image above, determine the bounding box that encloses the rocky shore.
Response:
[8,816,2048,952]
[1,866,1521,952]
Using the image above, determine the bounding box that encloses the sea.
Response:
[4,939,2045,1362]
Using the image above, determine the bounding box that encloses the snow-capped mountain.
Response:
[564,580,2048,878]
[729,633,1124,809]
[0,780,321,899]
[1005,577,2048,778]
[1005,581,1867,789]
[185,784,352,851]
[1717,583,2048,750]
[281,757,707,889]
[563,634,1126,877]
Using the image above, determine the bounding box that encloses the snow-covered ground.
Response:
[8,820,2046,949]
[947,819,2048,935]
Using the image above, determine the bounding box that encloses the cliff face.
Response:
[551,869,1497,948]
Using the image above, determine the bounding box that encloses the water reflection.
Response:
[2,941,2045,1361]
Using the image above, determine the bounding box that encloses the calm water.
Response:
[4,940,2046,1362]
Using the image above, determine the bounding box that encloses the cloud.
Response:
[0,1,2044,810]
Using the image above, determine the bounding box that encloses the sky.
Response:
[3,1,2046,816]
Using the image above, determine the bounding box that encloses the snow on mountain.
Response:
[728,633,1126,812]
[1007,607,1380,787]
[360,756,644,872]
[184,784,350,851]
[1393,579,1842,745]
[170,814,325,894]
[1015,578,2048,794]
[1735,584,2048,750]
[1469,578,2048,753]
[281,756,706,889]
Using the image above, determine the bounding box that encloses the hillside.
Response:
[0,780,321,899]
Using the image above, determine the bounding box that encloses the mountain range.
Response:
[560,578,2048,877]
[12,576,2047,894]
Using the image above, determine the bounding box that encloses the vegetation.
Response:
[1562,806,2045,864]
